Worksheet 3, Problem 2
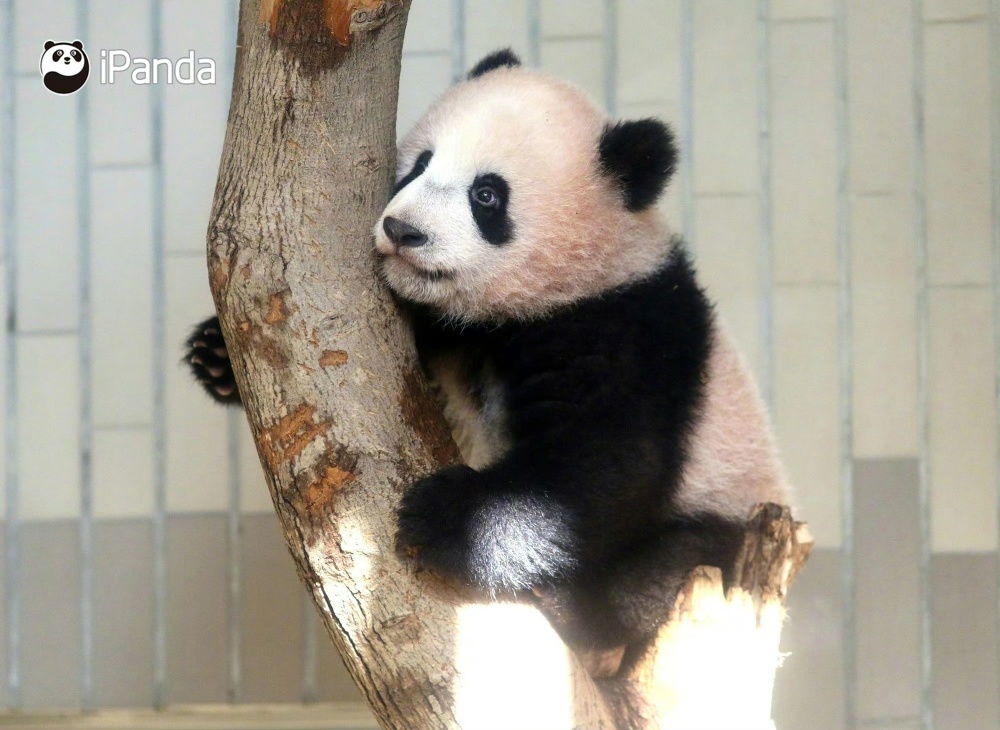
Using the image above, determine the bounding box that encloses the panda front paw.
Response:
[396,465,485,583]
[185,316,242,405]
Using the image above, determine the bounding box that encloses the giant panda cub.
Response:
[187,49,790,673]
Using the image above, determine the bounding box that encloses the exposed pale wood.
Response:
[209,1,614,728]
[613,505,813,729]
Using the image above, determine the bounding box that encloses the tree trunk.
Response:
[208,1,614,728]
[207,2,811,728]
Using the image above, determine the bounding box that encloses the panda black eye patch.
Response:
[469,173,512,246]
[393,150,433,196]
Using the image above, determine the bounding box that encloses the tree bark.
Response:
[208,1,614,728]
[208,3,811,729]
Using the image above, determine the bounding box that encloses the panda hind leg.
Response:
[536,515,747,678]
[185,315,242,406]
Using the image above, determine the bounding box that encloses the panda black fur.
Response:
[186,49,789,670]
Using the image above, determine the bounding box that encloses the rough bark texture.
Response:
[208,1,614,728]
[208,3,811,728]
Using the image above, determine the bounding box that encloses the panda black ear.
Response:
[467,49,521,80]
[599,119,678,212]
[71,40,84,50]
[45,40,55,50]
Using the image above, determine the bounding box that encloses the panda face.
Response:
[41,43,86,76]
[375,67,674,323]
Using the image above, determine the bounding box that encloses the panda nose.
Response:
[383,217,427,248]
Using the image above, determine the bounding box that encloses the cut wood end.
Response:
[324,0,392,45]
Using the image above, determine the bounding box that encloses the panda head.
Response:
[375,50,679,323]
[40,40,90,95]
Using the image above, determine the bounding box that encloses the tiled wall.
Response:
[0,0,998,728]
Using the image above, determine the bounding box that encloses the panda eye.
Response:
[53,50,63,60]
[474,186,499,209]
[71,50,81,60]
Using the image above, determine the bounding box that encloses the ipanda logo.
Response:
[39,40,90,95]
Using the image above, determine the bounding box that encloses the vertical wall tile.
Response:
[924,20,992,285]
[770,0,834,19]
[93,429,154,519]
[846,0,914,193]
[15,78,80,332]
[21,522,81,709]
[770,21,838,284]
[165,256,228,514]
[240,515,304,703]
[540,38,605,103]
[18,335,81,521]
[854,459,922,721]
[692,0,758,194]
[616,0,680,107]
[465,0,531,64]
[93,520,154,709]
[540,0,604,37]
[403,0,454,54]
[88,0,154,167]
[924,0,989,20]
[162,0,230,254]
[929,286,997,552]
[0,525,7,708]
[14,0,76,73]
[0,266,6,517]
[398,55,453,134]
[774,285,840,547]
[694,195,763,378]
[91,168,154,426]
[931,554,1000,730]
[167,514,227,704]
[772,549,846,730]
[851,195,918,458]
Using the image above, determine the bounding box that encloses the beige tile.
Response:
[88,0,154,167]
[616,0,681,107]
[241,515,306,703]
[924,0,989,20]
[692,0,759,194]
[846,0,915,194]
[931,554,1000,730]
[465,0,531,65]
[93,520,154,709]
[93,428,155,520]
[770,21,838,285]
[13,0,75,72]
[403,0,454,53]
[771,549,846,730]
[162,0,230,254]
[694,195,764,378]
[21,522,81,710]
[237,414,273,515]
[0,265,6,517]
[854,459,922,721]
[165,257,229,514]
[15,78,80,332]
[770,0,834,19]
[18,335,81,521]
[540,37,605,104]
[925,20,992,285]
[541,0,604,38]
[851,194,919,458]
[0,525,7,708]
[774,285,841,548]
[91,168,154,427]
[398,54,453,134]
[929,286,997,552]
[167,514,228,704]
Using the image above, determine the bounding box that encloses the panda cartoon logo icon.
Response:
[39,40,90,95]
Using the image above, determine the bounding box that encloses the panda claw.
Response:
[184,315,242,406]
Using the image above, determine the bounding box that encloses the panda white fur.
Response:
[39,40,89,95]
[187,49,790,673]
